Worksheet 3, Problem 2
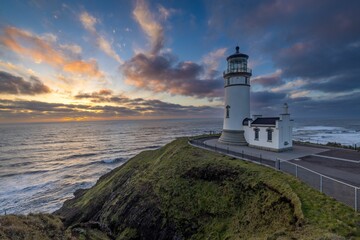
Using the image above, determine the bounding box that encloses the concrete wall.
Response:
[222,76,250,131]
[244,125,280,150]
[277,114,293,149]
[244,114,293,151]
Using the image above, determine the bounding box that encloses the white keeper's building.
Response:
[219,46,293,152]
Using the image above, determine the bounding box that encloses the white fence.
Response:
[189,137,359,211]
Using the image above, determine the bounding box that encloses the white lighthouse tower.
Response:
[219,46,252,145]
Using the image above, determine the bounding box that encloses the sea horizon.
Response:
[1,116,360,125]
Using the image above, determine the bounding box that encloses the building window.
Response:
[226,105,230,118]
[254,128,259,140]
[267,128,273,142]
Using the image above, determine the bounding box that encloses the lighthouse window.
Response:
[267,128,273,142]
[226,105,230,118]
[229,62,234,72]
[254,128,259,140]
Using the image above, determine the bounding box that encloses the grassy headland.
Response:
[1,137,359,239]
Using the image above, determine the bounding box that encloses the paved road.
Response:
[317,149,360,162]
[290,150,360,187]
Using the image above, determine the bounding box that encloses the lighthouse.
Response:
[219,46,252,145]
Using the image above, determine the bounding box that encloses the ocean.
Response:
[0,118,359,215]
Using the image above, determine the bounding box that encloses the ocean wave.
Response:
[293,126,345,132]
[0,180,58,197]
[20,180,57,193]
[7,161,32,168]
[102,157,127,164]
[146,145,161,149]
[51,140,83,144]
[130,145,161,152]
[50,157,124,171]
[99,139,111,142]
[65,153,98,160]
[294,131,360,145]
[107,149,124,154]
[1,169,49,178]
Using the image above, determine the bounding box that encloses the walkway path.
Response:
[204,138,328,161]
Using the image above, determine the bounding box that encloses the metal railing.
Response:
[189,137,359,211]
[279,160,359,211]
[223,68,252,75]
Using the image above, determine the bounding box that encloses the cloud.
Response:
[303,72,360,93]
[0,94,222,122]
[0,26,103,78]
[123,0,224,99]
[251,91,287,109]
[79,11,123,63]
[288,92,360,118]
[203,48,227,78]
[207,0,360,100]
[158,5,171,20]
[0,99,139,121]
[271,79,307,93]
[63,59,102,77]
[74,89,117,101]
[133,0,164,54]
[248,89,360,118]
[0,71,51,95]
[41,33,58,43]
[97,35,122,63]
[0,27,64,66]
[288,90,310,99]
[122,53,223,98]
[157,5,179,20]
[79,11,97,32]
[60,44,82,54]
[251,69,283,87]
[74,89,222,115]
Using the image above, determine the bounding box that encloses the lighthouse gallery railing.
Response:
[223,68,252,75]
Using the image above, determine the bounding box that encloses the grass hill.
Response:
[1,137,359,239]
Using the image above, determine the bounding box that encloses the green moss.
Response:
[116,228,138,240]
[0,214,70,240]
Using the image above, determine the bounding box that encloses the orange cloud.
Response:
[0,26,103,78]
[63,59,103,78]
[1,27,64,66]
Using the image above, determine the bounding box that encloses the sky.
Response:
[0,0,359,123]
